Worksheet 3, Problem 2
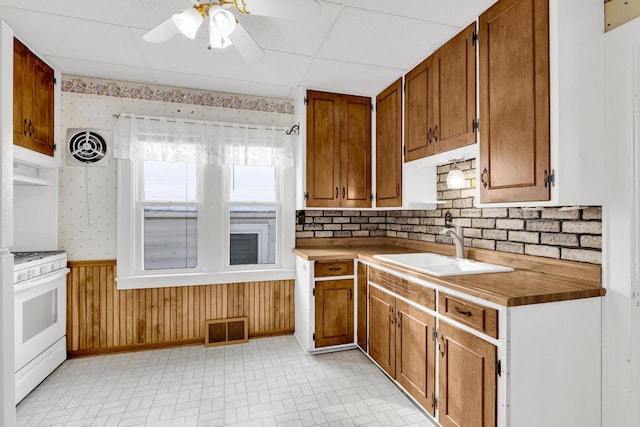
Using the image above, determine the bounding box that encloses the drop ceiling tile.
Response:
[52,57,157,86]
[348,0,498,27]
[317,7,459,70]
[0,7,146,68]
[111,0,194,30]
[131,28,312,87]
[233,1,342,57]
[152,70,294,98]
[302,59,403,96]
[0,0,121,24]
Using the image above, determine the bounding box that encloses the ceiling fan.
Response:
[143,0,321,62]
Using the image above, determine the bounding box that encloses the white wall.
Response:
[604,16,640,427]
[59,82,294,260]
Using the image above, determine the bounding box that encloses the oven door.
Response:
[14,268,67,372]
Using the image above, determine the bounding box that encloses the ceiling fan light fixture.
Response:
[209,7,237,37]
[209,32,233,49]
[172,7,203,39]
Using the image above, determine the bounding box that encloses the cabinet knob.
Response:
[342,187,345,199]
[481,167,489,189]
[433,125,439,142]
[23,118,27,136]
[427,128,432,144]
[335,187,338,199]
[396,183,400,197]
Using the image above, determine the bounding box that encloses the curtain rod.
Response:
[112,113,298,134]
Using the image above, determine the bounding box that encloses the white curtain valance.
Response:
[112,114,294,168]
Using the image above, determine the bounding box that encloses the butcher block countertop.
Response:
[294,237,605,307]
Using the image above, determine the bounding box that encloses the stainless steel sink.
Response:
[373,253,514,277]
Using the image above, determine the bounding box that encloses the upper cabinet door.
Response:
[31,54,55,156]
[376,79,402,208]
[13,39,29,150]
[340,94,372,208]
[433,23,477,154]
[479,0,550,203]
[404,57,435,162]
[306,90,342,207]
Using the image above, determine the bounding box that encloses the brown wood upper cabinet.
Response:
[306,90,372,208]
[479,0,550,203]
[375,79,402,207]
[404,23,476,162]
[13,38,55,157]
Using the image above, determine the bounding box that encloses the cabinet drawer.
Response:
[314,260,354,277]
[438,293,498,338]
[369,267,435,311]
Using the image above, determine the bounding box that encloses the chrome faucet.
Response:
[440,225,465,259]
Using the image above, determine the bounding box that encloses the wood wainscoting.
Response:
[67,260,295,357]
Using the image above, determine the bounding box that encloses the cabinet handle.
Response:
[342,187,345,199]
[427,128,432,144]
[396,311,401,328]
[439,334,446,357]
[481,167,489,189]
[327,267,342,271]
[389,307,394,325]
[335,187,339,199]
[349,288,353,301]
[29,121,35,135]
[396,184,400,197]
[23,118,27,136]
[433,125,439,142]
[455,306,473,317]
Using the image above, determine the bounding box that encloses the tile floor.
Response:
[16,336,437,427]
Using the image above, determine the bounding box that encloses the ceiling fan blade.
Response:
[230,23,265,62]
[241,0,320,19]
[143,17,179,43]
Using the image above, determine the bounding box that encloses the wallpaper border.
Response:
[61,75,294,115]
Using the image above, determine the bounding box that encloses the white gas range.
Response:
[12,251,68,403]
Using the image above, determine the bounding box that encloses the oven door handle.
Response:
[14,268,69,293]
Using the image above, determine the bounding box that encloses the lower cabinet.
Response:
[314,279,354,348]
[294,256,356,352]
[364,263,602,427]
[368,285,437,417]
[438,320,496,427]
[356,262,368,351]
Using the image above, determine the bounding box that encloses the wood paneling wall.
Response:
[67,260,295,357]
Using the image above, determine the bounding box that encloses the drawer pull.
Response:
[328,267,342,271]
[455,306,473,317]
[349,287,353,301]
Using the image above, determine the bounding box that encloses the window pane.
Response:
[229,166,276,202]
[144,205,197,270]
[229,204,276,265]
[144,161,197,202]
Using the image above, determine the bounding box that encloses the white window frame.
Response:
[116,160,296,290]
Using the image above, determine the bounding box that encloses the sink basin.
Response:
[373,253,514,277]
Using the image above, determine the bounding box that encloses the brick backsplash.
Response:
[296,159,602,264]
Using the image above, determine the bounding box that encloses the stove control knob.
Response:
[17,272,27,282]
[27,270,35,278]
[40,265,51,274]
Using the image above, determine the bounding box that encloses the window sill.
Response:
[116,268,296,290]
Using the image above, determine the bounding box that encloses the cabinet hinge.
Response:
[496,358,502,377]
[304,191,309,201]
[472,118,480,133]
[312,288,315,297]
[313,333,316,341]
[544,169,555,188]
[403,81,406,93]
[432,327,438,342]
[304,96,308,105]
[53,76,57,85]
[432,394,439,410]
[371,103,375,112]
[472,31,478,45]
[403,145,406,156]
[53,144,57,151]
